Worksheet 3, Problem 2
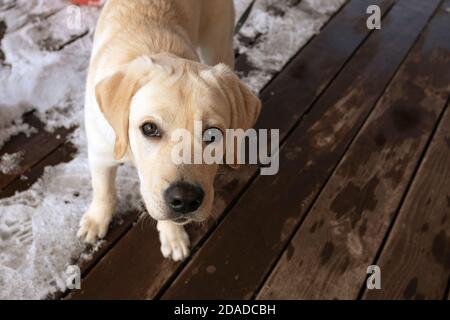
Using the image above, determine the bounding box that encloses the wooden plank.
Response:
[258,0,449,300]
[67,0,394,299]
[162,0,443,300]
[362,104,450,300]
[0,113,73,192]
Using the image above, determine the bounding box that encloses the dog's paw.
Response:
[77,211,111,244]
[157,221,190,261]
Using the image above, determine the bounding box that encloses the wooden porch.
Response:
[0,0,449,299]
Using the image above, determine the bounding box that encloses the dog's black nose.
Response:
[164,182,204,214]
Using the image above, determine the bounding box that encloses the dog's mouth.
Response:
[172,216,191,225]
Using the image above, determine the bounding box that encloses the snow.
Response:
[0,105,36,148]
[0,0,345,299]
[0,151,24,174]
[236,0,345,92]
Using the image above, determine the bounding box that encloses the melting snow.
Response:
[0,0,345,299]
[0,151,24,174]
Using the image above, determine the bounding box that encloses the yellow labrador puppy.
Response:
[78,0,261,261]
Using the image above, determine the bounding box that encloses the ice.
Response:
[0,151,24,174]
[0,0,345,299]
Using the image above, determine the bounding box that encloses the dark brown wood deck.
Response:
[1,0,449,300]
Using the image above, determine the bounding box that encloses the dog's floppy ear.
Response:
[211,63,261,130]
[95,57,153,160]
[206,63,262,169]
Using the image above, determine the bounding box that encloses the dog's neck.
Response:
[104,24,199,71]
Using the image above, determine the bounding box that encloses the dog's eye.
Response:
[141,122,160,137]
[203,127,223,144]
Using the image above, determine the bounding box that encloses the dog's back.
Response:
[94,0,201,58]
[79,0,259,262]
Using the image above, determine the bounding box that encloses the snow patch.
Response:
[0,151,24,175]
[236,0,345,92]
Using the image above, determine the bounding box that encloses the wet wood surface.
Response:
[363,102,450,300]
[258,0,449,300]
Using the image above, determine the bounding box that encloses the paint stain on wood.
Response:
[309,221,318,233]
[403,277,418,299]
[330,176,379,226]
[310,219,325,234]
[390,102,434,141]
[339,256,350,274]
[320,242,334,265]
[374,133,387,147]
[358,218,368,236]
[286,243,295,261]
[420,223,429,232]
[391,105,422,132]
[431,230,450,268]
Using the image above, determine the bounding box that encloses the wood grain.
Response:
[258,0,449,300]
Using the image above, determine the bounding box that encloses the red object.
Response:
[70,0,102,6]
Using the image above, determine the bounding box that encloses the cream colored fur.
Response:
[78,0,261,261]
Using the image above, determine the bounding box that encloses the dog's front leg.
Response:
[78,160,118,243]
[157,221,190,261]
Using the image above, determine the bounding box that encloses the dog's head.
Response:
[95,54,261,224]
